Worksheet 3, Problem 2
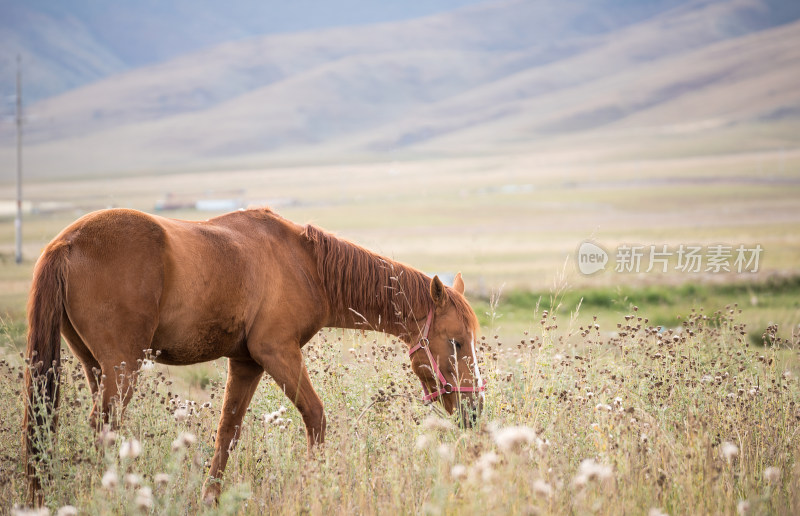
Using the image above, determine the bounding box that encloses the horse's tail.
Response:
[23,240,69,505]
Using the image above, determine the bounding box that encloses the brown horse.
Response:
[23,207,484,504]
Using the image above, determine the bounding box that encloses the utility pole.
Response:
[15,54,23,264]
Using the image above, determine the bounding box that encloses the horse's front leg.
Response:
[252,342,326,451]
[201,358,263,505]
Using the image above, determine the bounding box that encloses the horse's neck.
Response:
[302,223,431,340]
[325,272,429,340]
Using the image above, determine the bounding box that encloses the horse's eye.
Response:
[449,339,462,350]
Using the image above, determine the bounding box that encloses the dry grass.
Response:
[1,302,798,515]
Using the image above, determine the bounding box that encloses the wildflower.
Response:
[764,466,781,484]
[154,473,172,486]
[135,486,154,511]
[101,469,119,490]
[573,458,613,487]
[492,425,537,453]
[119,438,142,459]
[100,425,117,447]
[532,479,553,498]
[437,443,454,462]
[720,441,739,462]
[172,431,197,451]
[783,370,793,380]
[422,415,455,432]
[174,407,189,421]
[595,403,612,412]
[264,405,289,425]
[737,499,750,515]
[473,451,499,482]
[415,435,430,450]
[56,507,78,516]
[140,359,155,371]
[450,464,467,479]
[124,473,141,488]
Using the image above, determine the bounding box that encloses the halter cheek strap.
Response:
[408,308,487,404]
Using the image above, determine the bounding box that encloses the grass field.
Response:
[0,148,799,513]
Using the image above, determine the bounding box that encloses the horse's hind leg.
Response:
[202,358,263,504]
[61,316,102,422]
[66,307,159,429]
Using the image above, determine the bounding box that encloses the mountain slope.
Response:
[1,0,799,178]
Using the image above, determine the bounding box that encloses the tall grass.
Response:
[1,304,798,515]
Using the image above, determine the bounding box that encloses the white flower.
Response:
[737,499,750,515]
[172,431,197,451]
[532,479,553,498]
[573,458,613,487]
[154,473,172,486]
[101,469,119,490]
[472,451,500,482]
[56,506,78,516]
[595,403,612,412]
[100,425,117,448]
[140,359,155,371]
[119,438,142,459]
[492,425,537,453]
[135,486,154,511]
[174,407,190,421]
[450,464,467,479]
[422,415,455,432]
[764,466,781,484]
[437,443,454,462]
[720,441,739,462]
[264,406,289,425]
[124,473,141,488]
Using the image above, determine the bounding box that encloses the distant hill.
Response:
[1,0,799,178]
[0,0,486,102]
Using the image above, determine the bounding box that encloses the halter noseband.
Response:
[408,308,486,404]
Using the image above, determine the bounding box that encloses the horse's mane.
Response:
[302,224,473,335]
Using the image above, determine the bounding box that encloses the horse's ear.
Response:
[453,272,464,295]
[429,275,448,309]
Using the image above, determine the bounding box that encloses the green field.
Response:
[0,149,799,513]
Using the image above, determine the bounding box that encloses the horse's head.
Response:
[408,273,485,427]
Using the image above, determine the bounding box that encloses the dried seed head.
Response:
[450,464,467,479]
[174,407,190,421]
[532,479,553,498]
[764,466,781,484]
[492,425,537,454]
[119,438,142,459]
[124,473,141,489]
[422,415,456,432]
[720,441,739,462]
[171,431,197,451]
[135,486,154,511]
[102,469,119,490]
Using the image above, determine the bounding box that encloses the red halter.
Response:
[408,308,487,404]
